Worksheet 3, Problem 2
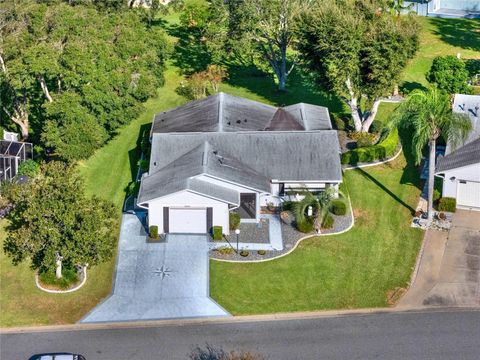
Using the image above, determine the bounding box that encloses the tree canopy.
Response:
[3,161,117,276]
[297,0,419,132]
[0,0,169,161]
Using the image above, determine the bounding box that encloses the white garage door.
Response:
[169,208,207,233]
[457,181,480,210]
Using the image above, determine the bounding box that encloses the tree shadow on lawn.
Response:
[429,17,480,52]
[226,64,346,112]
[165,24,212,75]
[400,81,428,95]
[356,168,416,216]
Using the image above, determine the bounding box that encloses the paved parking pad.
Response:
[400,210,480,307]
[81,214,229,323]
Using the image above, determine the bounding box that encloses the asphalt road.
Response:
[2,309,480,360]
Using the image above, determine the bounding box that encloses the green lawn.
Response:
[0,220,116,326]
[401,17,480,92]
[210,153,424,314]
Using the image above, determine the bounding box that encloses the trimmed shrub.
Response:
[369,120,383,134]
[331,113,346,130]
[282,201,294,211]
[438,197,456,212]
[322,213,335,229]
[296,218,314,233]
[330,199,347,215]
[38,268,79,290]
[213,225,223,241]
[217,246,234,255]
[341,128,399,165]
[257,250,266,256]
[17,160,40,178]
[356,133,376,148]
[433,189,441,202]
[229,212,241,230]
[240,250,249,257]
[149,225,159,239]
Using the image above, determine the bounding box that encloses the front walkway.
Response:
[81,214,230,323]
[399,210,480,307]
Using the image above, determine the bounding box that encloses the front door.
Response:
[239,193,256,219]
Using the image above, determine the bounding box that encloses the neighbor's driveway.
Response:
[81,214,229,323]
[399,210,480,307]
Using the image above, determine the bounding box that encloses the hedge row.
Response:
[341,129,399,165]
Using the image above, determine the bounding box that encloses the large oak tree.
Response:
[0,0,168,161]
[3,162,117,278]
[297,0,419,132]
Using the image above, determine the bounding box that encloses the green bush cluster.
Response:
[438,197,456,212]
[330,200,347,215]
[322,213,335,229]
[369,120,383,134]
[229,212,241,230]
[149,225,159,240]
[296,218,314,233]
[213,225,223,241]
[341,129,398,165]
[282,201,294,211]
[17,160,40,178]
[257,250,266,256]
[216,246,234,255]
[38,268,79,290]
[240,250,249,257]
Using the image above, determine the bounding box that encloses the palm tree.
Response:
[293,188,338,233]
[390,88,472,224]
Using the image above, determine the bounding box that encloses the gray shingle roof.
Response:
[149,131,342,183]
[436,137,480,173]
[137,141,270,204]
[151,93,331,134]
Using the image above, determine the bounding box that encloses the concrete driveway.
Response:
[400,210,480,307]
[81,214,229,323]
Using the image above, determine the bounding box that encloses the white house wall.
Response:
[440,163,480,198]
[147,190,229,234]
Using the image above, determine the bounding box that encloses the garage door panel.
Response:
[169,208,207,233]
[457,181,480,209]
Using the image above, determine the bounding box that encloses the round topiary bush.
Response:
[240,250,249,257]
[296,218,314,233]
[257,250,266,256]
[322,214,335,229]
[330,200,347,215]
[229,212,241,230]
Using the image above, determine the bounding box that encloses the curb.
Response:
[2,307,479,334]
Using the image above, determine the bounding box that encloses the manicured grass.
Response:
[210,154,424,314]
[401,17,480,92]
[0,220,116,326]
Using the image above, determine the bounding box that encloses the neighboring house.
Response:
[435,94,480,211]
[137,93,342,235]
[0,132,33,182]
[406,0,480,18]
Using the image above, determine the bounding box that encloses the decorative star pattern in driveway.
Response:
[153,265,173,279]
[81,214,230,323]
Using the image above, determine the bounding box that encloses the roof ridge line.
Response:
[218,92,224,132]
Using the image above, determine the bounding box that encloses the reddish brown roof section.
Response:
[264,108,305,131]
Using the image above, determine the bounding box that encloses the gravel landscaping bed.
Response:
[223,218,270,244]
[210,206,354,262]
